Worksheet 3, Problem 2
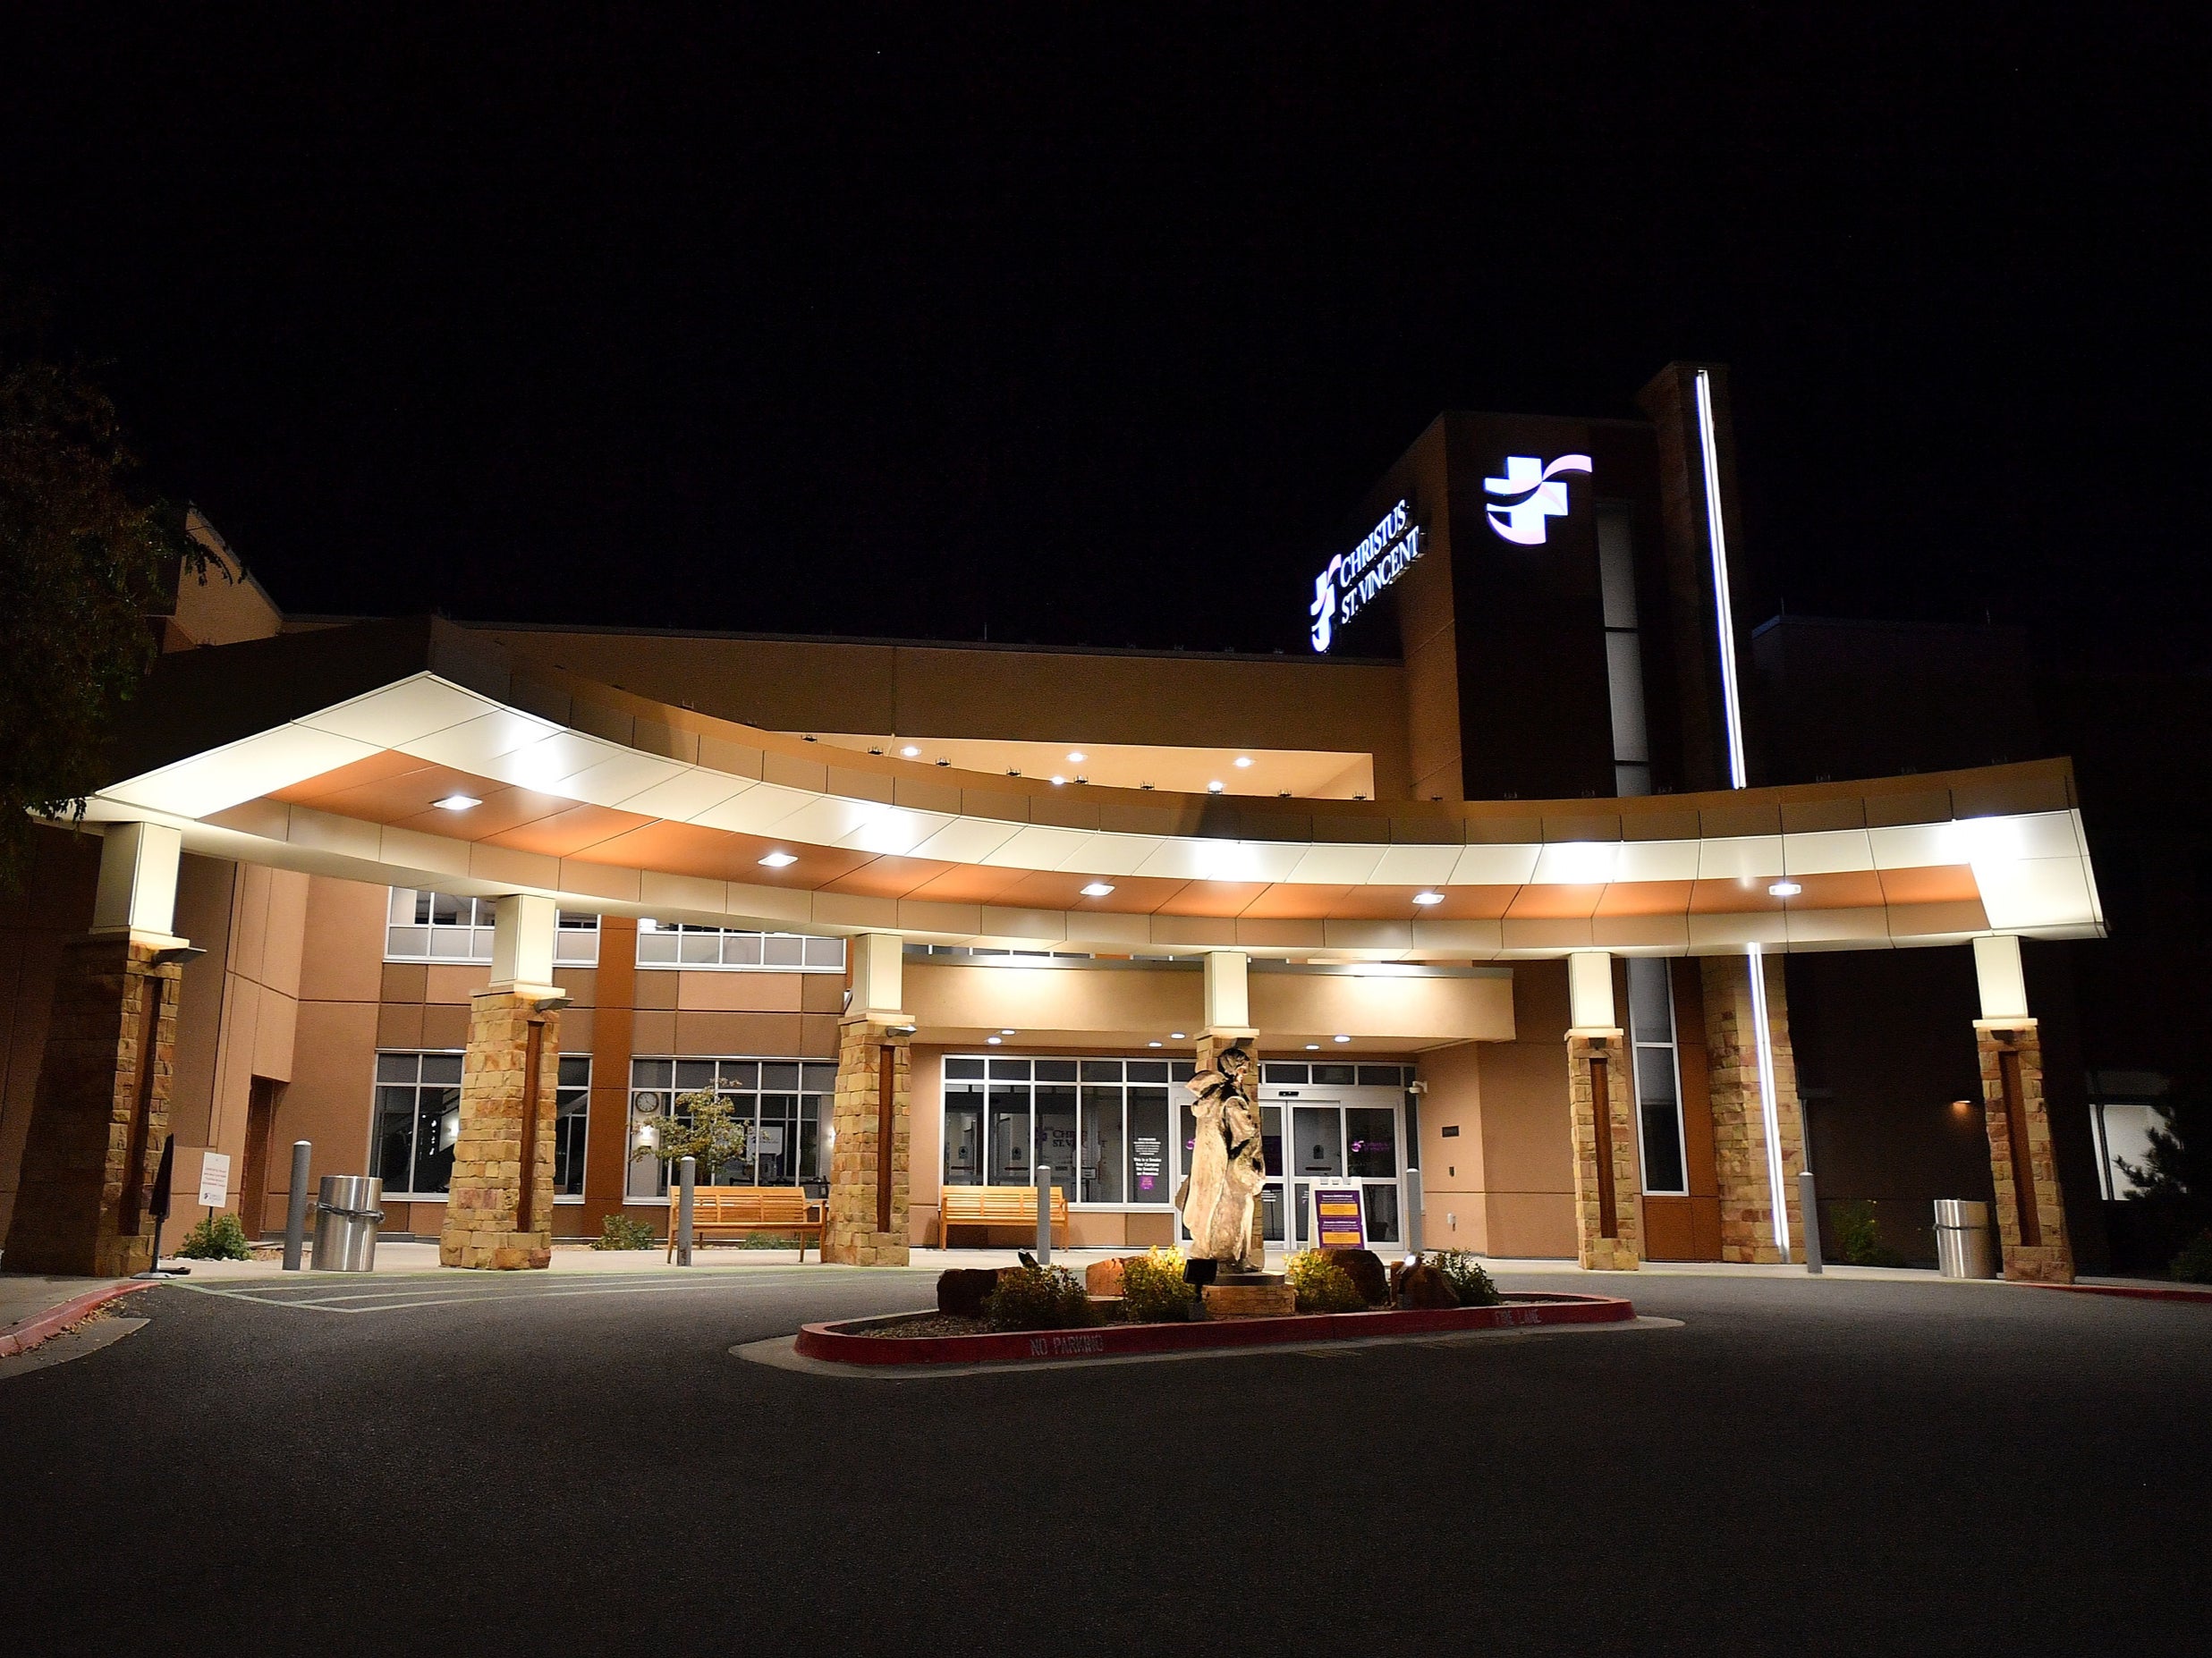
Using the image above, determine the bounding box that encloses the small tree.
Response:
[640,1090,750,1186]
[0,338,212,891]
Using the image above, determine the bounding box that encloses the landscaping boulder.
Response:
[1324,1247,1390,1307]
[1085,1256,1140,1297]
[936,1266,1004,1318]
[1392,1259,1459,1309]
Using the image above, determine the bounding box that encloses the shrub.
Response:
[1428,1249,1501,1307]
[984,1264,1092,1331]
[2171,1231,2212,1284]
[175,1211,252,1260]
[1286,1249,1366,1314]
[1119,1247,1198,1324]
[593,1213,658,1251]
[1830,1199,1909,1267]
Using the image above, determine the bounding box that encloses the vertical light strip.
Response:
[1746,942,1792,1259]
[1694,368,1750,790]
[1699,367,1789,1258]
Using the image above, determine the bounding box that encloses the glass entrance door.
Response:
[1274,1091,1403,1251]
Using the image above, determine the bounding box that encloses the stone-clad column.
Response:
[438,992,562,1269]
[4,823,191,1278]
[824,1019,911,1265]
[439,894,564,1270]
[1565,952,1640,1272]
[1700,952,1805,1264]
[1972,936,2072,1283]
[2,938,184,1276]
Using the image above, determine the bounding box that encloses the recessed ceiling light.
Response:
[432,793,481,812]
[1207,781,1225,793]
[1081,882,1115,897]
[1001,1028,1015,1036]
[986,1036,1002,1045]
[759,850,798,868]
[1305,1043,1320,1051]
[1170,1031,1186,1039]
[1233,757,1252,768]
[1333,1035,1351,1043]
[1067,751,1086,763]
[1050,775,1066,786]
[1148,1040,1163,1048]
[900,745,920,757]
[1412,891,1445,906]
[1768,880,1803,898]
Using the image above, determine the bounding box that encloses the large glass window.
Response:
[624,1057,836,1197]
[1628,957,1688,1194]
[944,1054,1191,1205]
[370,1051,462,1195]
[635,920,844,971]
[384,889,599,965]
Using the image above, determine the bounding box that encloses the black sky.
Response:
[3,7,2204,664]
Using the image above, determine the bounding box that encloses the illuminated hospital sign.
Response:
[1309,499,1421,653]
[1484,453,1590,545]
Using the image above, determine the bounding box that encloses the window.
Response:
[384,889,599,965]
[1598,501,1651,798]
[371,1051,462,1196]
[1259,1062,1413,1088]
[1627,958,1688,1194]
[635,921,844,971]
[625,1058,837,1197]
[554,1056,589,1197]
[943,1054,1194,1205]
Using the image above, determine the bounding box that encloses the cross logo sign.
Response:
[1484,453,1592,545]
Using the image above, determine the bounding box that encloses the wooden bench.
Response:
[937,1184,1070,1248]
[666,1186,826,1262]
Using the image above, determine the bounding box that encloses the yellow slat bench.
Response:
[666,1186,826,1262]
[937,1184,1070,1248]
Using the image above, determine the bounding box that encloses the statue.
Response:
[1174,1044,1267,1273]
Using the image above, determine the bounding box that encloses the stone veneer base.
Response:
[795,1291,1634,1366]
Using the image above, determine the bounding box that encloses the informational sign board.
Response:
[1314,1187,1365,1249]
[1131,1134,1165,1196]
[197,1149,233,1209]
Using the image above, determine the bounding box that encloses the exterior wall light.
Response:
[1768,881,1803,898]
[1081,882,1115,897]
[759,851,798,868]
[1412,892,1445,906]
[1207,781,1225,793]
[433,793,481,811]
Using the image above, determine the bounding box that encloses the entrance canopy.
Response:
[80,619,2105,960]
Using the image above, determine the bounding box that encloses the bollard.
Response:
[1800,1169,1824,1275]
[1035,1158,1053,1265]
[282,1140,312,1271]
[677,1155,696,1267]
[1403,1166,1424,1257]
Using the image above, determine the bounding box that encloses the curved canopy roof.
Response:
[79,618,2106,960]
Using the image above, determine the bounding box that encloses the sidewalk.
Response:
[0,1273,152,1358]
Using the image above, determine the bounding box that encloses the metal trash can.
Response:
[311,1175,385,1272]
[1934,1198,1996,1279]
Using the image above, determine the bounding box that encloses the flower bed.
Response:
[794,1290,1634,1366]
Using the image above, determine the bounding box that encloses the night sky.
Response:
[3,9,2202,665]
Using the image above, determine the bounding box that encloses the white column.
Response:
[488,893,559,994]
[1973,934,2030,1021]
[1203,950,1253,1037]
[91,821,186,947]
[1567,950,1616,1032]
[848,932,908,1022]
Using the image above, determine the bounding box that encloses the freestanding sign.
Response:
[197,1150,233,1209]
[1313,1187,1366,1249]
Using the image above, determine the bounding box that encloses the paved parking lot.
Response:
[4,1268,2207,1654]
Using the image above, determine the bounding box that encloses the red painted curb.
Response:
[0,1281,155,1359]
[794,1290,1635,1366]
[2031,1281,2212,1305]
